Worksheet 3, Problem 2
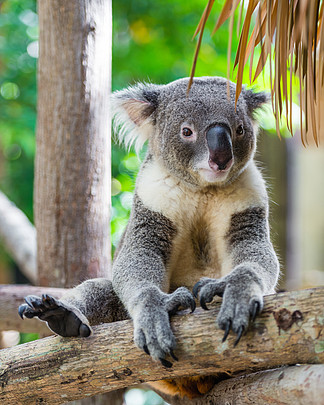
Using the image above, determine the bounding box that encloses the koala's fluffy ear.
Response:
[243,89,270,117]
[111,83,161,153]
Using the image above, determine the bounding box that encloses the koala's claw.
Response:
[222,321,245,346]
[193,278,225,304]
[194,275,264,347]
[159,358,173,368]
[250,300,261,322]
[222,320,231,342]
[18,294,92,338]
[193,278,217,299]
[165,287,196,315]
[200,296,210,311]
[24,295,39,309]
[18,304,26,319]
[133,287,195,367]
[143,344,150,355]
[192,282,200,299]
[234,325,245,347]
[19,302,41,319]
[170,349,179,361]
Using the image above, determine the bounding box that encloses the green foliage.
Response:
[112,0,232,87]
[19,332,39,344]
[0,0,37,221]
[0,0,37,269]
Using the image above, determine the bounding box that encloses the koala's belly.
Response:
[168,217,223,291]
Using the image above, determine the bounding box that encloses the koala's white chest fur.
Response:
[136,159,268,291]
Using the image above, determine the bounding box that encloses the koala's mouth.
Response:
[199,168,230,183]
[195,159,234,183]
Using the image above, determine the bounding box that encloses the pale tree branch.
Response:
[0,288,323,404]
[0,191,37,284]
[157,365,324,405]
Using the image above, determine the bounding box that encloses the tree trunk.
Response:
[35,1,120,403]
[35,0,111,287]
[1,288,323,404]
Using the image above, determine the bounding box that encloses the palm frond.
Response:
[189,0,324,144]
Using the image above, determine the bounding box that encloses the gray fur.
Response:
[113,192,177,299]
[226,207,279,292]
[226,207,268,245]
[20,76,279,397]
[149,77,256,188]
[116,193,177,268]
[61,279,129,325]
[112,193,195,361]
[112,77,259,187]
[112,76,278,356]
[193,206,278,335]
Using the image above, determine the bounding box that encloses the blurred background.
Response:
[0,0,323,403]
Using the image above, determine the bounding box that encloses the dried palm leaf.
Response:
[188,0,214,93]
[189,0,324,144]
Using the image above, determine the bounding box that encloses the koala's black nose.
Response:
[206,125,233,170]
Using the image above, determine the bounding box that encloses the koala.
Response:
[19,76,279,399]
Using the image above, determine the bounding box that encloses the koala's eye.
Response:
[182,127,193,137]
[236,124,244,136]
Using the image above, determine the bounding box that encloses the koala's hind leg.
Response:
[18,278,129,337]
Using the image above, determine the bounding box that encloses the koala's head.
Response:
[112,77,268,189]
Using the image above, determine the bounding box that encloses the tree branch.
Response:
[0,192,37,284]
[0,285,65,333]
[0,288,323,404]
[157,365,324,405]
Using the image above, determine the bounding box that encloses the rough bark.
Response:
[0,285,64,333]
[157,365,324,405]
[0,192,37,284]
[0,288,323,404]
[35,1,118,403]
[35,0,111,287]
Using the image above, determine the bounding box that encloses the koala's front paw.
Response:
[18,294,92,338]
[193,273,263,346]
[133,287,195,368]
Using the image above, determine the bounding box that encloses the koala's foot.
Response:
[18,294,92,338]
[133,287,196,368]
[193,273,263,346]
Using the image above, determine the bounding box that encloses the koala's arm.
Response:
[18,193,194,365]
[226,206,279,293]
[112,194,195,365]
[194,205,279,344]
[18,278,129,337]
